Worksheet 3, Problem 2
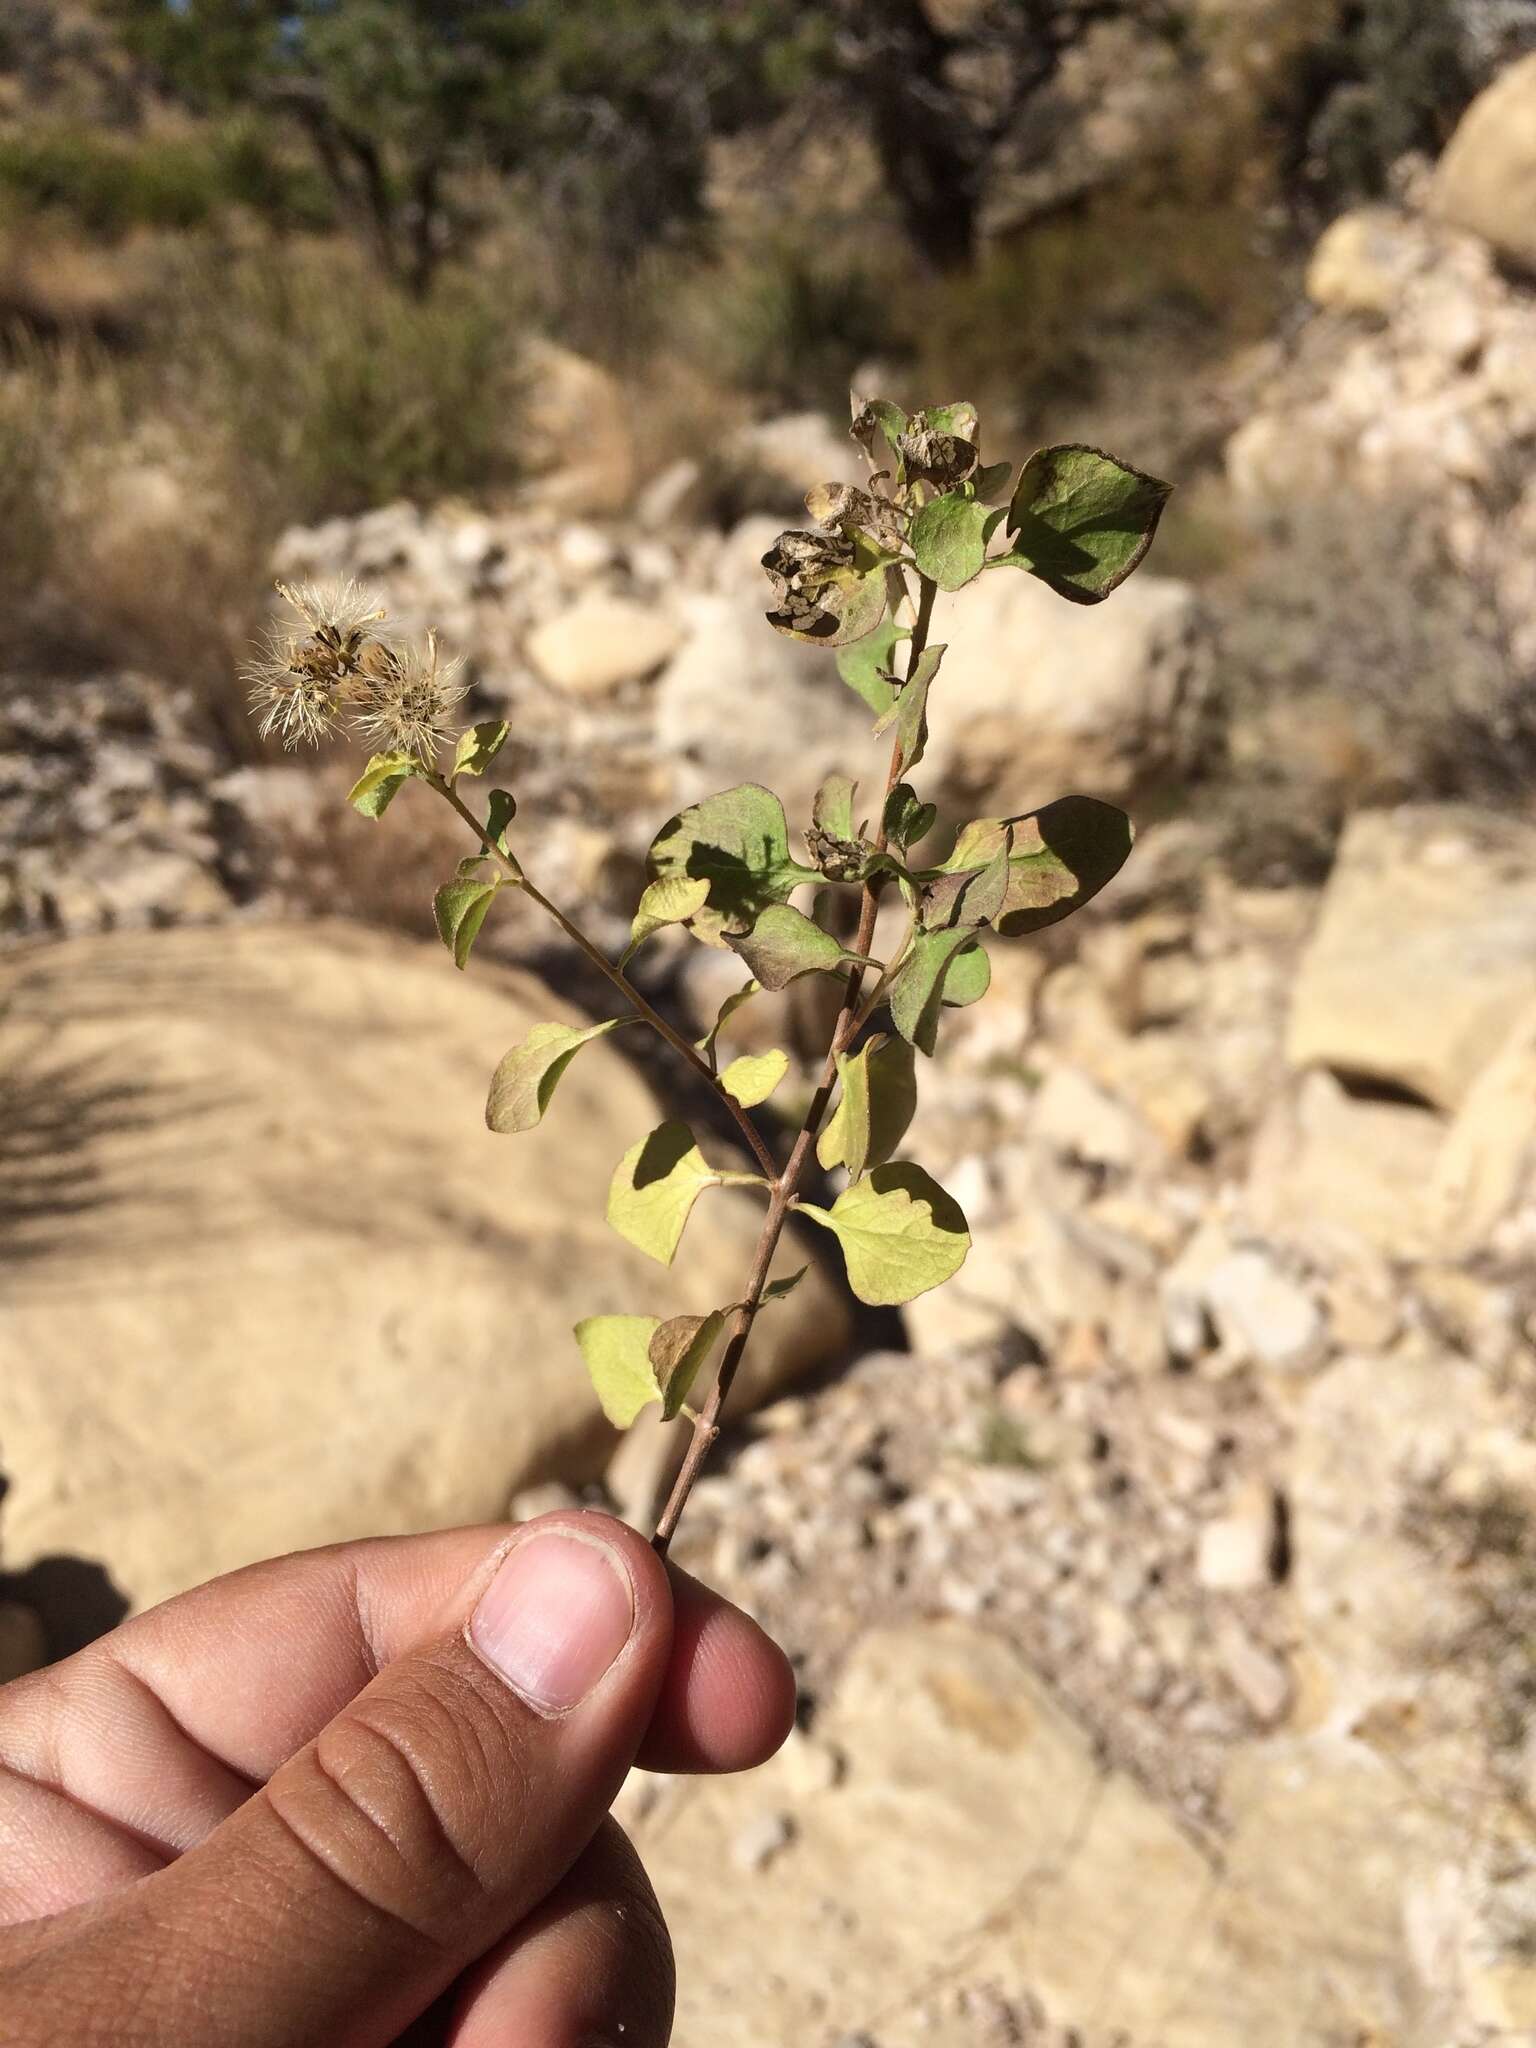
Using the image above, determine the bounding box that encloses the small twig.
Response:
[426,772,781,1183]
[652,571,939,1553]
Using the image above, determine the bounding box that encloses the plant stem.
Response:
[652,572,939,1553]
[425,771,781,1183]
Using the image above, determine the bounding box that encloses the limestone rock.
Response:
[0,922,849,1611]
[1432,995,1536,1254]
[524,595,683,699]
[1247,1069,1440,1260]
[637,1617,1496,2047]
[1287,804,1536,1109]
[1305,205,1435,318]
[653,589,883,819]
[1201,1246,1326,1374]
[1431,52,1536,276]
[923,569,1214,807]
[1196,1482,1282,1590]
[519,338,638,514]
[730,412,853,509]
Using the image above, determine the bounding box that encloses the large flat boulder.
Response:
[1286,805,1536,1109]
[0,922,848,1611]
[635,1616,1489,2046]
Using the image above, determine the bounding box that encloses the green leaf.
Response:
[883,784,938,852]
[760,1266,809,1306]
[649,784,820,947]
[799,1163,970,1306]
[433,878,499,970]
[835,617,909,714]
[649,1310,727,1421]
[817,1033,917,1180]
[919,830,1012,932]
[973,459,1013,503]
[909,491,1003,592]
[812,773,858,843]
[452,721,510,781]
[485,788,518,862]
[942,942,991,1009]
[624,876,712,965]
[698,980,761,1066]
[486,1017,632,1135]
[607,1121,721,1267]
[939,797,1134,938]
[574,1315,663,1429]
[922,401,980,442]
[872,643,945,775]
[728,903,853,991]
[1002,445,1172,605]
[348,752,417,819]
[720,1048,790,1107]
[889,926,976,1055]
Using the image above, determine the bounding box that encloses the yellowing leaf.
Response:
[798,1164,970,1306]
[486,1017,632,1134]
[698,980,761,1065]
[433,877,499,970]
[574,1315,663,1428]
[607,1120,721,1266]
[624,876,711,964]
[720,1049,790,1107]
[937,798,1133,938]
[817,1034,917,1179]
[452,720,510,780]
[348,752,417,819]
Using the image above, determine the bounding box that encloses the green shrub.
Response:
[0,123,329,241]
[153,246,524,521]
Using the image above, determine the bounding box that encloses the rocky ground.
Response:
[6,59,1536,2048]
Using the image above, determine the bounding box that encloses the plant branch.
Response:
[652,571,940,1553]
[425,771,781,1182]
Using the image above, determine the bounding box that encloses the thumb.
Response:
[115,1513,674,2047]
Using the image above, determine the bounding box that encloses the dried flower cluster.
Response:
[245,579,466,757]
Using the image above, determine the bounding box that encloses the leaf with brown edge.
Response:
[940,797,1133,938]
[649,1310,728,1421]
[728,903,856,991]
[1000,445,1172,605]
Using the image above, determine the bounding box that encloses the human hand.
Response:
[0,1512,795,2045]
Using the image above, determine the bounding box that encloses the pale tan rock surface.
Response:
[1286,804,1536,1109]
[525,594,683,698]
[0,921,848,1611]
[1432,994,1536,1254]
[924,569,1213,807]
[639,1618,1514,2047]
[1431,52,1536,276]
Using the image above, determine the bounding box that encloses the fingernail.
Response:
[469,1529,636,1713]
